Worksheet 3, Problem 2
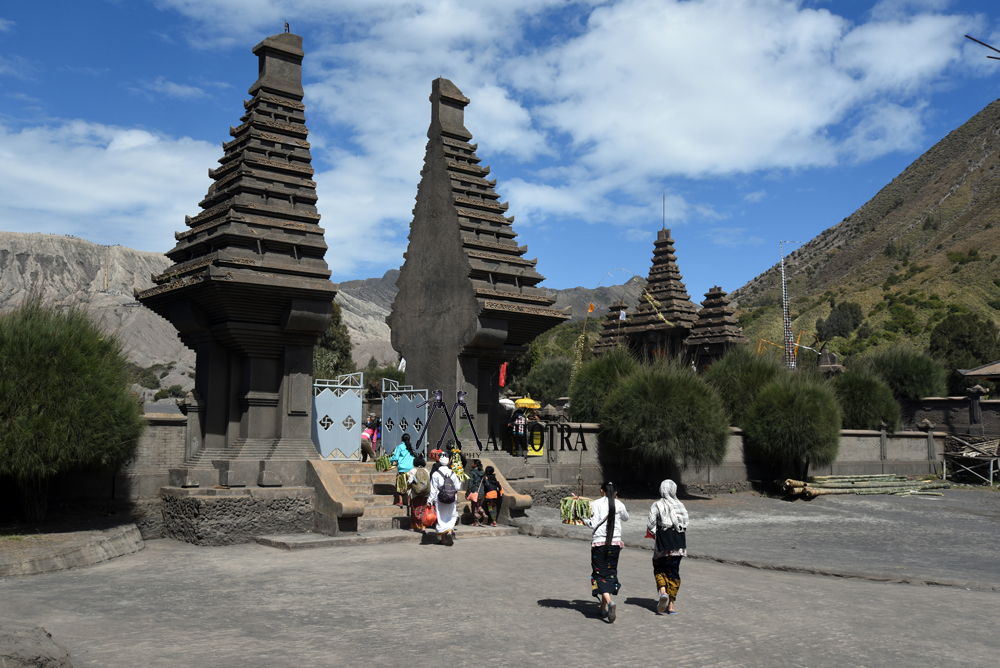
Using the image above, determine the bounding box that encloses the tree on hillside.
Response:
[815,300,863,341]
[522,357,573,406]
[928,312,1000,395]
[0,296,146,521]
[313,301,356,380]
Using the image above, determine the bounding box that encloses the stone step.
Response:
[339,472,396,485]
[256,525,519,550]
[364,504,409,518]
[334,462,379,474]
[357,516,409,531]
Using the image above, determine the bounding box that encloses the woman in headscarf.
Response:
[389,433,415,507]
[646,479,688,614]
[584,481,628,623]
[428,453,461,546]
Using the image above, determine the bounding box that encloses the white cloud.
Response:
[701,226,765,248]
[139,76,208,99]
[744,190,767,203]
[0,121,216,251]
[0,18,14,32]
[0,54,36,79]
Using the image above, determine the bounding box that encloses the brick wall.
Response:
[124,414,187,474]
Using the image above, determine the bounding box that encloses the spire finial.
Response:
[284,22,290,33]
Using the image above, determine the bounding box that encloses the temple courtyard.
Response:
[2,489,998,667]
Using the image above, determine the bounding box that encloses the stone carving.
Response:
[137,30,334,463]
[389,78,569,444]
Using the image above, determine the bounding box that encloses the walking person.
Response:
[481,466,504,527]
[465,459,487,526]
[428,453,461,546]
[406,454,430,533]
[360,415,379,462]
[647,479,688,615]
[390,433,415,507]
[584,481,628,623]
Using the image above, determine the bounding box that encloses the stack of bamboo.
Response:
[782,474,949,498]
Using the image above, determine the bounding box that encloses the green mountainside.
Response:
[732,98,1000,360]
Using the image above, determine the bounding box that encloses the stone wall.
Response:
[116,413,188,499]
[524,422,945,494]
[160,487,314,545]
[901,398,1000,435]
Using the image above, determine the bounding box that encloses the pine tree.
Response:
[313,301,356,380]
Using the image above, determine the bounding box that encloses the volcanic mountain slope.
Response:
[732,97,1000,354]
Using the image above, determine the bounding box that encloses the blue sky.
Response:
[2,1,999,303]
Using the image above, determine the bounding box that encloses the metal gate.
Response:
[311,372,364,460]
[380,378,428,455]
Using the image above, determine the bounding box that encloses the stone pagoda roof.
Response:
[616,228,697,340]
[685,286,747,349]
[137,31,335,340]
[591,300,630,356]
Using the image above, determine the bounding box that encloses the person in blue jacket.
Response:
[390,433,416,507]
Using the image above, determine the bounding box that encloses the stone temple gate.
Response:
[388,78,570,446]
[137,30,335,464]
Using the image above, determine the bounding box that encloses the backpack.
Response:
[411,468,430,496]
[437,471,457,504]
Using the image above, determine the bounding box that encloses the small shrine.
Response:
[137,30,334,463]
[685,286,747,369]
[590,300,630,356]
[615,228,698,359]
[389,78,569,446]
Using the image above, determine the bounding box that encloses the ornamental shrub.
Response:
[599,361,729,471]
[568,346,638,422]
[742,371,841,479]
[0,296,145,521]
[832,367,900,431]
[313,301,356,380]
[858,346,946,401]
[703,344,785,428]
[522,357,573,406]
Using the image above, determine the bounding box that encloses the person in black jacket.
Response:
[481,466,504,526]
[465,459,487,526]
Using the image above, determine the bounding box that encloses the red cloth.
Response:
[499,362,507,388]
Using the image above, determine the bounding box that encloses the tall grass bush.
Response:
[568,346,638,423]
[703,344,785,428]
[742,372,841,479]
[599,362,729,472]
[0,296,145,521]
[857,346,947,401]
[832,368,900,431]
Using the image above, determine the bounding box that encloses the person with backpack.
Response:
[465,459,487,526]
[509,409,527,456]
[481,465,504,526]
[390,433,416,507]
[406,454,430,533]
[428,453,461,546]
[584,481,629,623]
[646,479,688,614]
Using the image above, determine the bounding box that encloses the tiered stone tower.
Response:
[389,78,569,445]
[138,30,335,467]
[685,286,747,369]
[617,228,698,359]
[591,300,630,356]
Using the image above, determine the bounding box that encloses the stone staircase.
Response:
[335,462,411,531]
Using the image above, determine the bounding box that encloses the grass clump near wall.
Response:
[703,344,785,428]
[742,372,841,480]
[832,367,901,431]
[599,362,729,472]
[568,346,638,423]
[522,357,573,406]
[858,345,947,400]
[0,296,146,521]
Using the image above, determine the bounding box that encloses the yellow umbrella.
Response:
[515,396,541,409]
